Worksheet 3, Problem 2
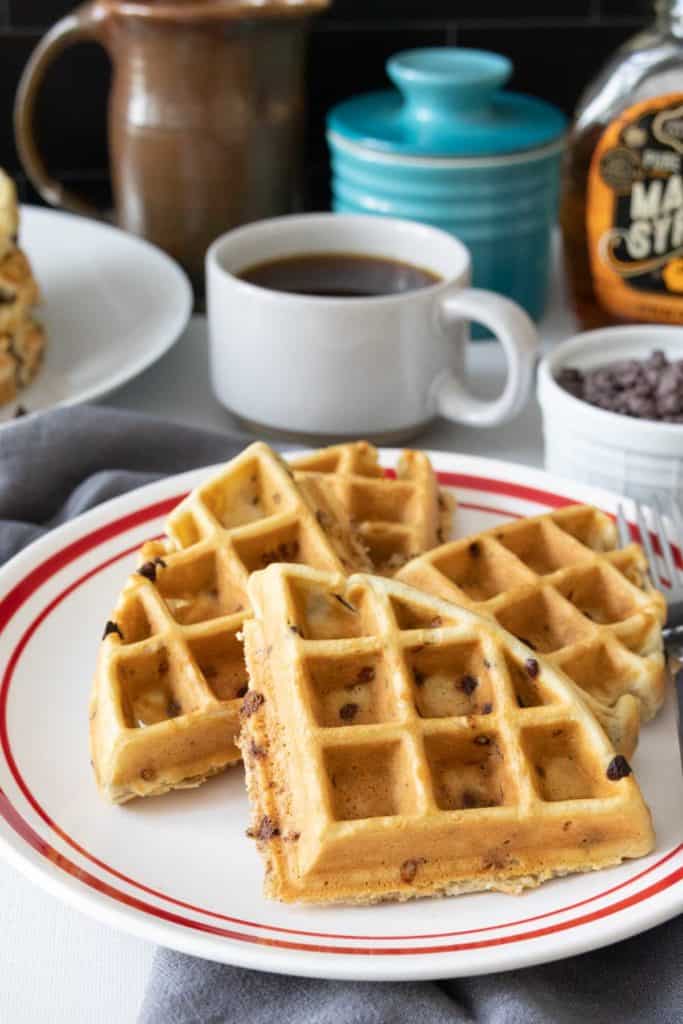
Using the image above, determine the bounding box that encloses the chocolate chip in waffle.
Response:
[89,442,370,803]
[397,505,666,722]
[290,441,455,574]
[240,563,654,904]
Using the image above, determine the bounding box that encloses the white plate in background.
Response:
[0,206,192,422]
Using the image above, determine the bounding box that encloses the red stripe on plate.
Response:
[0,473,679,956]
[0,495,184,633]
[0,764,680,957]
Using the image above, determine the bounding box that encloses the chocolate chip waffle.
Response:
[0,249,40,332]
[0,169,19,262]
[241,564,654,904]
[90,442,370,803]
[397,505,667,721]
[0,172,45,407]
[290,442,454,574]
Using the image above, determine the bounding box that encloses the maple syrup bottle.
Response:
[561,1,683,328]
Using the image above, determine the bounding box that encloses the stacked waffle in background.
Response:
[0,169,45,407]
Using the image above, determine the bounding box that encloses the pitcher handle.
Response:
[14,1,109,220]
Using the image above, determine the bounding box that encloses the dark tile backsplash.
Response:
[319,1,597,22]
[3,0,651,208]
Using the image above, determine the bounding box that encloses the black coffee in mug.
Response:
[237,252,442,298]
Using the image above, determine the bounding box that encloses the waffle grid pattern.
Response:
[91,443,362,802]
[398,506,666,719]
[242,566,653,903]
[291,441,453,573]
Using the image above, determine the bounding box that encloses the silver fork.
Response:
[617,496,683,768]
[617,495,683,631]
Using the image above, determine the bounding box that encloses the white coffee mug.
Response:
[206,213,538,440]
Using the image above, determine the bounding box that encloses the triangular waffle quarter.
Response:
[290,441,455,573]
[89,442,370,803]
[397,505,666,721]
[240,563,654,904]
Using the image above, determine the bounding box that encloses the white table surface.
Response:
[0,272,578,1024]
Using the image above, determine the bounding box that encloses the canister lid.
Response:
[327,48,566,157]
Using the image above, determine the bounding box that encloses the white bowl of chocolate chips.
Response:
[538,325,683,503]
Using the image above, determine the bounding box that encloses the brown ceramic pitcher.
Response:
[14,0,328,287]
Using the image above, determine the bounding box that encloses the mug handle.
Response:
[434,287,538,427]
[13,2,109,220]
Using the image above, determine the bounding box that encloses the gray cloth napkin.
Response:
[0,405,680,1024]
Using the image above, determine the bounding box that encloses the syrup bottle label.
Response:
[587,92,683,322]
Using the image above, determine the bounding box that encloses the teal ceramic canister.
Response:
[327,48,566,322]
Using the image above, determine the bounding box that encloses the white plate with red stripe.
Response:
[0,450,681,981]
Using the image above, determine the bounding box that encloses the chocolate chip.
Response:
[333,593,357,613]
[356,665,375,684]
[13,404,26,418]
[413,668,425,687]
[278,540,299,560]
[167,699,181,717]
[481,702,493,715]
[556,366,584,399]
[460,674,478,696]
[558,350,683,422]
[468,541,481,557]
[606,755,632,781]
[240,691,264,718]
[247,816,280,841]
[137,561,158,582]
[289,624,303,637]
[400,858,420,883]
[525,657,540,678]
[236,684,248,698]
[339,702,359,721]
[102,620,123,641]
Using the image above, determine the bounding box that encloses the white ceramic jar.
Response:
[538,325,683,502]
